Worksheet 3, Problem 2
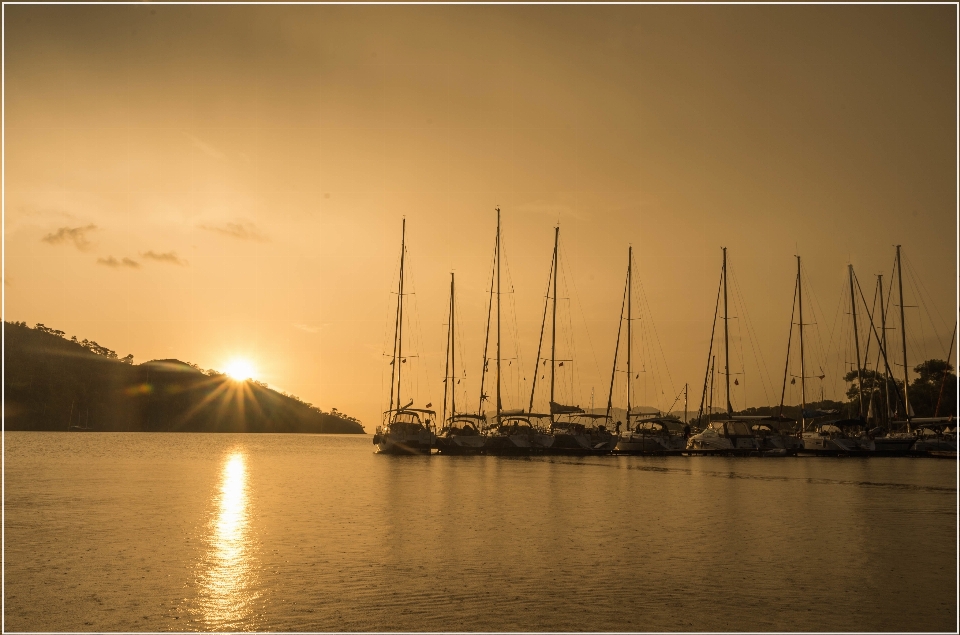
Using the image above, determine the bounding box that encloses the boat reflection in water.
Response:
[196,450,260,630]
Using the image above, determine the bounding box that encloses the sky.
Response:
[4,4,957,428]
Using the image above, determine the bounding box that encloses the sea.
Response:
[4,432,957,632]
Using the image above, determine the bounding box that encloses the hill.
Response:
[3,321,364,434]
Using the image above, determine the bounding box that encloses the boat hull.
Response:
[549,433,618,455]
[436,434,486,455]
[616,434,686,454]
[374,431,435,455]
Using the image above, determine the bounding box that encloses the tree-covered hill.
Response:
[4,321,364,434]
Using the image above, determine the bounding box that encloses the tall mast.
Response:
[896,245,910,426]
[778,271,798,420]
[442,272,455,424]
[696,270,723,426]
[708,355,716,420]
[798,256,807,431]
[549,226,560,425]
[478,230,496,419]
[389,219,406,413]
[848,264,864,419]
[451,273,456,419]
[605,262,628,422]
[529,256,554,412]
[496,208,502,422]
[683,383,688,426]
[627,246,632,428]
[442,274,452,424]
[878,274,891,425]
[723,247,732,415]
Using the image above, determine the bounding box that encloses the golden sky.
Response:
[5,5,956,426]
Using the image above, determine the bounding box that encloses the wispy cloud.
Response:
[142,250,187,266]
[97,256,140,269]
[183,132,224,160]
[294,323,322,334]
[41,224,98,251]
[514,201,585,221]
[199,221,268,242]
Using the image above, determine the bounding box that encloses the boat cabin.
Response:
[441,413,485,436]
[382,408,436,433]
[704,419,755,439]
[630,417,686,436]
[489,412,550,436]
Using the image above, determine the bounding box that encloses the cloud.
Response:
[183,132,224,160]
[514,201,585,221]
[199,221,268,242]
[294,323,322,334]
[41,224,98,251]
[97,256,140,269]
[142,250,187,266]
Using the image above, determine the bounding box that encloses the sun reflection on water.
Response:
[196,450,260,630]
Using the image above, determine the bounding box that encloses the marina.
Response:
[375,214,956,460]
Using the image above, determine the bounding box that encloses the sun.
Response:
[224,358,257,382]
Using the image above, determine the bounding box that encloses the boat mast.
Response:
[478,230,496,419]
[605,260,628,422]
[848,264,864,419]
[549,226,559,425]
[496,208,502,423]
[708,355,716,421]
[723,247,732,415]
[878,274,891,426]
[451,273,456,419]
[683,383,688,426]
[798,256,807,431]
[389,219,406,413]
[529,254,554,412]
[778,270,798,420]
[896,245,911,427]
[934,322,957,417]
[627,245,632,429]
[696,270,723,427]
[443,272,455,424]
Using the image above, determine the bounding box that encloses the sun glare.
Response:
[224,359,256,382]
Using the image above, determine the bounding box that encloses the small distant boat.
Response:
[375,219,437,455]
[67,402,93,431]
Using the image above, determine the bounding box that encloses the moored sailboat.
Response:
[688,248,760,452]
[436,272,486,455]
[374,219,437,454]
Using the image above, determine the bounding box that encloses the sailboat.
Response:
[747,255,805,453]
[688,248,761,452]
[479,208,554,455]
[67,401,93,431]
[373,219,438,454]
[436,273,486,455]
[527,226,616,455]
[612,247,686,453]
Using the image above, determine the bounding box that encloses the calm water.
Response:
[4,432,957,632]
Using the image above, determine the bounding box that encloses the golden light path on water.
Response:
[197,450,260,630]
